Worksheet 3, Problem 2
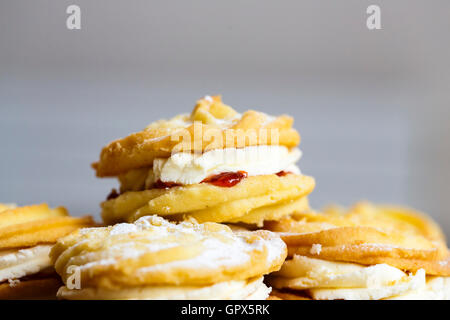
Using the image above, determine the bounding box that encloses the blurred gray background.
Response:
[1,1,449,235]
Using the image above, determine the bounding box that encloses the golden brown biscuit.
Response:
[93,96,300,177]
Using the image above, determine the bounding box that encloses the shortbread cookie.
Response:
[102,174,314,225]
[267,201,445,244]
[266,202,450,276]
[0,204,94,249]
[268,255,427,300]
[93,96,300,177]
[0,203,94,299]
[0,245,53,282]
[287,244,450,276]
[0,203,16,213]
[51,215,287,300]
[265,202,450,299]
[93,95,314,226]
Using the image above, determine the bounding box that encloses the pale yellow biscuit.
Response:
[281,226,445,260]
[51,215,287,292]
[227,196,310,227]
[268,255,433,300]
[288,245,450,276]
[267,201,446,245]
[101,174,314,225]
[57,276,270,300]
[0,203,16,213]
[321,202,446,243]
[266,202,450,276]
[0,204,94,250]
[93,96,301,177]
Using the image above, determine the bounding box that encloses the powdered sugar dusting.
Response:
[66,215,285,278]
[310,244,322,255]
[110,223,139,235]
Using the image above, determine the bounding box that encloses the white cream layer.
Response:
[387,276,450,300]
[150,145,301,185]
[270,255,428,300]
[0,245,53,282]
[57,277,270,300]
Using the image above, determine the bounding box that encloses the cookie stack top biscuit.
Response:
[93,95,300,177]
[51,215,287,299]
[266,202,450,300]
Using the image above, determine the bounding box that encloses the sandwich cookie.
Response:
[0,203,94,299]
[94,95,314,226]
[51,215,287,300]
[266,202,450,300]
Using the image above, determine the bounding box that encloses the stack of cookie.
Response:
[0,203,93,299]
[94,95,315,227]
[265,202,450,299]
[44,95,450,300]
[47,95,314,300]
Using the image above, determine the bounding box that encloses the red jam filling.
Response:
[106,189,120,200]
[154,180,182,189]
[201,171,248,187]
[154,171,249,189]
[276,171,292,177]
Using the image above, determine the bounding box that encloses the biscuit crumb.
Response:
[310,243,322,255]
[8,279,20,287]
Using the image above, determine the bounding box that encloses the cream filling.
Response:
[151,145,301,185]
[57,276,270,300]
[387,276,450,300]
[117,146,302,192]
[272,255,408,289]
[62,216,286,291]
[309,270,425,300]
[270,255,427,300]
[0,245,53,282]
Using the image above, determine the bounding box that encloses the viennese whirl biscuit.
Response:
[51,215,287,300]
[93,96,300,177]
[95,96,315,226]
[0,203,94,299]
[265,202,450,300]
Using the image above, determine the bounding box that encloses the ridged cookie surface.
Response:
[0,204,94,250]
[51,215,287,290]
[266,202,450,276]
[93,96,300,177]
[101,174,314,225]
